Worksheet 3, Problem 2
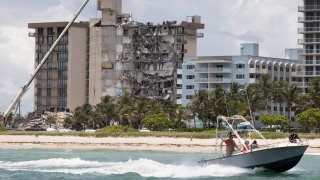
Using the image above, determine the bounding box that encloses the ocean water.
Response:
[0,149,319,180]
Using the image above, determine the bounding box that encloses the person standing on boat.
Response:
[289,130,300,143]
[224,135,239,157]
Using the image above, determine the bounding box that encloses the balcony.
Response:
[208,67,232,73]
[298,16,320,22]
[208,78,231,83]
[298,27,320,33]
[298,5,320,12]
[300,49,320,55]
[293,82,310,87]
[298,38,320,44]
[194,68,208,73]
[194,78,208,83]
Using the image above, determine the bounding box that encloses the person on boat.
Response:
[224,135,239,157]
[289,130,300,143]
[242,140,250,153]
[251,140,259,149]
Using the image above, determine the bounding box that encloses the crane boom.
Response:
[2,0,90,126]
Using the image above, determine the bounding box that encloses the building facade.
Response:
[298,0,320,92]
[88,0,204,105]
[182,43,302,120]
[28,22,88,113]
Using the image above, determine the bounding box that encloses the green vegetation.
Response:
[4,76,320,135]
[142,113,174,131]
[259,114,289,129]
[296,108,320,133]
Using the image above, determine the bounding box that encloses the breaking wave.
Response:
[0,158,252,178]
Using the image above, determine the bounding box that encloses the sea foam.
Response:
[0,158,251,178]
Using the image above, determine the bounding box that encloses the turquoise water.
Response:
[0,149,319,180]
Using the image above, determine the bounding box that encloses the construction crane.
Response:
[2,0,90,127]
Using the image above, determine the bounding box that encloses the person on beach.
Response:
[289,130,300,143]
[251,140,259,149]
[242,140,250,153]
[224,135,239,157]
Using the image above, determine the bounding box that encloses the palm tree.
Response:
[282,82,300,121]
[272,80,286,115]
[226,83,246,116]
[161,99,177,120]
[191,89,210,128]
[306,78,320,108]
[174,105,190,128]
[118,104,136,126]
[45,115,56,128]
[244,84,265,121]
[96,96,117,126]
[254,74,274,113]
[132,98,149,129]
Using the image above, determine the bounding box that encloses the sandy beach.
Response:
[0,135,319,154]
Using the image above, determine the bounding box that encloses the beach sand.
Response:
[0,135,319,153]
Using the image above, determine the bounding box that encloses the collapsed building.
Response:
[88,0,204,105]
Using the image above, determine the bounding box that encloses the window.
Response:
[177,84,182,88]
[47,79,52,87]
[216,65,223,68]
[177,74,182,79]
[280,67,284,72]
[268,65,272,70]
[236,74,245,79]
[186,75,194,79]
[47,88,51,96]
[47,27,54,35]
[250,63,254,68]
[274,107,278,111]
[186,85,194,89]
[274,67,278,71]
[249,74,255,78]
[187,65,195,69]
[57,27,65,35]
[37,36,44,44]
[47,36,53,44]
[236,64,245,69]
[36,88,42,96]
[47,70,52,78]
[186,95,194,99]
[37,28,44,36]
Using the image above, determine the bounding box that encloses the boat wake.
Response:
[0,158,254,178]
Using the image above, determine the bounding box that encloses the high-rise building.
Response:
[88,0,204,105]
[297,0,320,92]
[28,22,89,113]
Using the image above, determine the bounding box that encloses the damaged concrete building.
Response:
[88,0,204,105]
[28,0,204,114]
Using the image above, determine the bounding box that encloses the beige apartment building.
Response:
[28,22,88,113]
[88,0,204,105]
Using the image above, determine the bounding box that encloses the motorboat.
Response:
[198,115,308,172]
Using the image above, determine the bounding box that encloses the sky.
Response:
[0,0,301,115]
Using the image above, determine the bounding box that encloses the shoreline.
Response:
[0,135,319,153]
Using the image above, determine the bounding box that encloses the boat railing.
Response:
[248,139,308,153]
